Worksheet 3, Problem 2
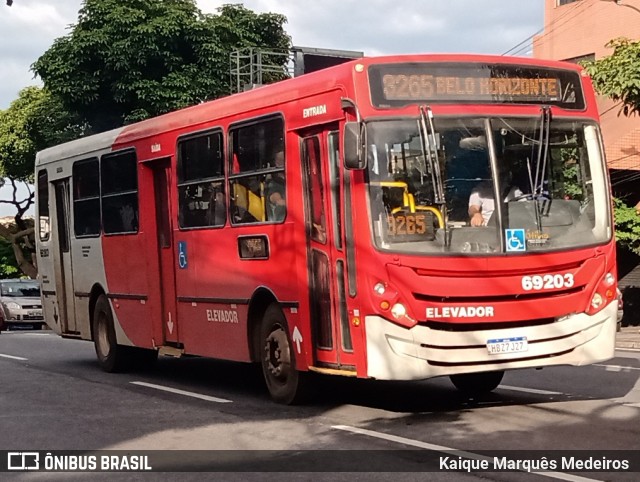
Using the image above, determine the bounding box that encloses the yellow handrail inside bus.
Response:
[373,181,444,229]
[233,183,265,222]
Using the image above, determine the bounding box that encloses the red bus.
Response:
[35,54,617,403]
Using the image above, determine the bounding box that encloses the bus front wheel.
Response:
[259,303,307,404]
[93,295,129,373]
[450,370,504,396]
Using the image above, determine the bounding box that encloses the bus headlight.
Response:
[373,282,386,295]
[371,280,416,327]
[590,293,603,310]
[390,302,416,326]
[603,273,615,287]
[586,272,617,316]
[390,303,407,319]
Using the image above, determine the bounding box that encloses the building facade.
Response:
[534,0,640,188]
[534,0,640,295]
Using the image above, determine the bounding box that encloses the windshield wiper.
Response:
[531,106,552,231]
[534,106,551,198]
[419,106,445,204]
[419,105,448,245]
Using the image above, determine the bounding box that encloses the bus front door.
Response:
[301,132,355,370]
[52,180,78,333]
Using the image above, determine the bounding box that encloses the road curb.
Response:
[616,326,640,351]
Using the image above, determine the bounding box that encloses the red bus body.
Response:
[35,54,617,402]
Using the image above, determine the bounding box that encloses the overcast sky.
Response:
[0,0,544,110]
[0,0,543,215]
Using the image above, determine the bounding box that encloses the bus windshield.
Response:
[366,116,610,255]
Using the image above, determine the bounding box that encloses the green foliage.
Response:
[583,38,640,116]
[0,87,83,182]
[32,0,291,133]
[0,87,44,182]
[555,148,584,201]
[0,238,20,279]
[560,163,583,200]
[613,197,640,255]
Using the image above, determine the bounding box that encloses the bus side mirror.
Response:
[343,122,366,170]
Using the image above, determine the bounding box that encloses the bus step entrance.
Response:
[158,346,184,358]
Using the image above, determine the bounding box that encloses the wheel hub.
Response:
[264,328,290,380]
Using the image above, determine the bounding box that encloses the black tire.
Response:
[92,295,130,373]
[450,370,504,395]
[259,303,307,404]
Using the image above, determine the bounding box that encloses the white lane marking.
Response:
[4,333,52,336]
[498,385,563,395]
[0,353,28,361]
[130,381,232,403]
[594,364,640,372]
[332,425,602,482]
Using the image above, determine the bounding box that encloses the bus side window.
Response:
[72,157,101,237]
[229,117,285,225]
[101,150,139,235]
[177,131,226,229]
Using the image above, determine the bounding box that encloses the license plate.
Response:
[486,336,528,355]
[28,310,42,317]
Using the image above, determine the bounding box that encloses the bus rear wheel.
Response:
[259,303,307,404]
[93,295,129,373]
[450,370,504,396]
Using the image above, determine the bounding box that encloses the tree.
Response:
[2,1,290,277]
[0,87,83,182]
[32,0,291,133]
[613,197,640,255]
[583,38,640,258]
[0,210,34,279]
[0,237,21,278]
[0,87,83,278]
[583,38,640,117]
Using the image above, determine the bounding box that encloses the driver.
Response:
[468,171,523,226]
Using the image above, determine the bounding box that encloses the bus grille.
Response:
[412,285,584,304]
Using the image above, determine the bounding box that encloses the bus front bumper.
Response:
[364,301,617,381]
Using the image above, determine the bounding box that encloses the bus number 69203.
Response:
[521,273,574,291]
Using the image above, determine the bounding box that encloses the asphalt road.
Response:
[0,330,639,481]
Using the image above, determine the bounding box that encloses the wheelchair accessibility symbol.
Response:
[178,241,188,269]
[505,229,526,252]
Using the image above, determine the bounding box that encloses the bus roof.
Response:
[35,53,585,166]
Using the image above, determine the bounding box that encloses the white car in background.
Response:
[617,287,624,331]
[0,279,44,331]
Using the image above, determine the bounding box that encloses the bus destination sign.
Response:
[369,63,585,109]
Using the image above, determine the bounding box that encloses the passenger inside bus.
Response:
[468,170,523,226]
[119,203,137,232]
[467,144,537,228]
[266,150,286,221]
[206,188,226,226]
